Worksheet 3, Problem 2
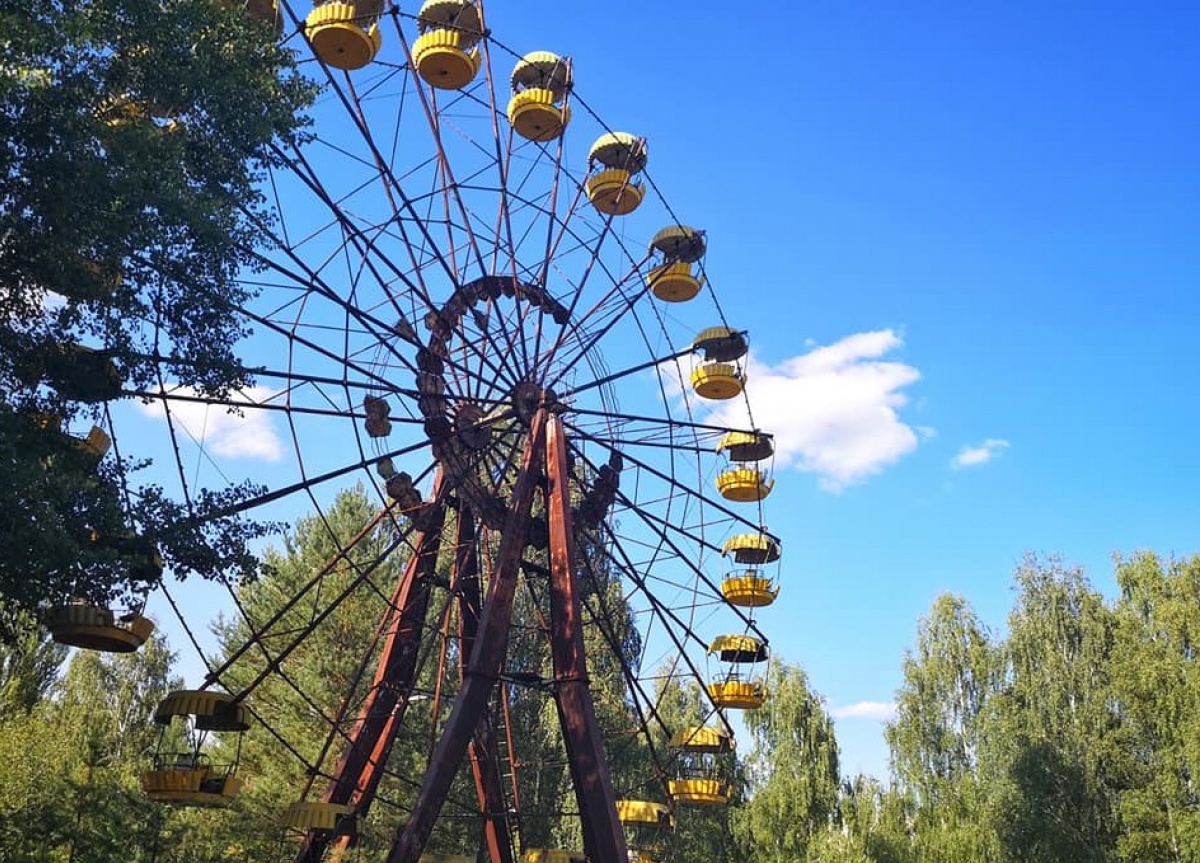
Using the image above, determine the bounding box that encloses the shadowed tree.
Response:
[0,0,313,631]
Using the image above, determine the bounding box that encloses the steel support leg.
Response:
[387,411,546,863]
[455,506,514,863]
[545,414,628,863]
[296,480,447,863]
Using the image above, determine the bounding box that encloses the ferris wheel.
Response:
[43,1,785,860]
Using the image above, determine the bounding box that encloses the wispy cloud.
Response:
[136,385,284,461]
[710,329,923,491]
[832,700,898,721]
[950,438,1010,469]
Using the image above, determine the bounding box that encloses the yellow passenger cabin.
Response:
[586,132,647,215]
[508,52,572,141]
[521,850,587,863]
[667,726,734,805]
[720,570,779,608]
[691,327,748,400]
[648,225,706,302]
[707,678,767,710]
[45,601,155,653]
[716,430,774,463]
[716,466,773,502]
[283,801,359,838]
[709,634,768,664]
[616,798,674,861]
[722,532,781,565]
[413,0,483,89]
[142,690,250,806]
[305,0,383,70]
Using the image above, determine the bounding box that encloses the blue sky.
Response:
[133,1,1200,781]
[506,0,1200,776]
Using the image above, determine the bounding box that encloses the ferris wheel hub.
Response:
[512,380,559,425]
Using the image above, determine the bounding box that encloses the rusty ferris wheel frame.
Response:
[134,2,781,861]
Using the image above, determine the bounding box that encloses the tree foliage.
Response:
[0,0,313,631]
[0,630,184,862]
[9,538,1200,862]
[733,658,842,863]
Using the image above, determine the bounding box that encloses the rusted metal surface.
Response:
[387,411,546,863]
[295,482,447,863]
[456,506,515,863]
[545,415,628,863]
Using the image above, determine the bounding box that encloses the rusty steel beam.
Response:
[455,507,515,863]
[545,415,628,863]
[387,411,547,863]
[296,479,447,863]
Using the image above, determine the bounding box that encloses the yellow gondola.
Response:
[716,466,773,502]
[691,362,744,400]
[691,326,748,399]
[75,425,112,461]
[649,261,702,302]
[283,801,359,837]
[708,634,768,664]
[716,430,774,462]
[649,225,706,263]
[586,132,647,215]
[142,690,249,806]
[720,571,779,608]
[413,0,483,89]
[693,326,747,362]
[617,799,673,861]
[667,776,730,804]
[141,754,244,806]
[617,799,674,824]
[722,532,781,564]
[20,343,124,403]
[44,602,155,653]
[521,851,586,863]
[648,225,706,302]
[305,0,383,70]
[707,679,767,710]
[30,411,111,465]
[669,725,734,752]
[507,51,572,141]
[667,726,734,805]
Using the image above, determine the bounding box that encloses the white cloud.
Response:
[136,385,284,461]
[832,700,898,721]
[950,438,1009,469]
[710,329,923,491]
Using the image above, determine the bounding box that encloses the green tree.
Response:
[0,613,67,714]
[885,593,1001,862]
[987,555,1123,863]
[732,658,842,863]
[0,630,184,862]
[840,774,914,863]
[207,484,408,860]
[1110,552,1200,862]
[650,671,738,863]
[0,0,312,629]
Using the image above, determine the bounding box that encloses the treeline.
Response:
[2,497,1198,862]
[875,552,1200,863]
